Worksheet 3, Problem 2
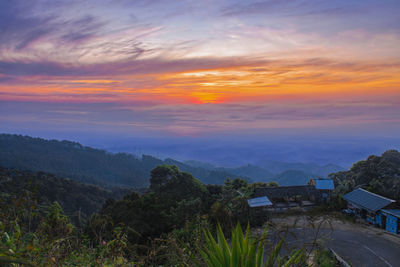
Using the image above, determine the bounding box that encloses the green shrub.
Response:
[199,223,304,267]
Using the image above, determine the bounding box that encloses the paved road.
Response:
[326,229,400,267]
[280,228,400,267]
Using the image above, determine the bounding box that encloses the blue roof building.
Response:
[308,178,335,203]
[247,196,273,208]
[343,188,400,231]
[380,209,400,234]
[314,179,334,190]
[381,209,400,217]
[343,188,395,213]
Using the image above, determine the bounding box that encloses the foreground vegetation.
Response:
[200,224,304,267]
[0,167,132,226]
[1,201,134,266]
[2,149,399,265]
[1,164,305,266]
[1,209,306,266]
[313,248,337,267]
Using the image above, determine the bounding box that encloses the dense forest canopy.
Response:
[98,165,211,243]
[330,150,400,201]
[0,167,130,226]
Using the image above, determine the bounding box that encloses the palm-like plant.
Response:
[199,223,304,267]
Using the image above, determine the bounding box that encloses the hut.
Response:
[343,188,397,224]
[247,196,273,224]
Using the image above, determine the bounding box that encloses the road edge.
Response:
[330,248,351,267]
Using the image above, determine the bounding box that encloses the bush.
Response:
[199,223,305,267]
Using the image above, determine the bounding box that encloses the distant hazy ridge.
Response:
[0,133,343,187]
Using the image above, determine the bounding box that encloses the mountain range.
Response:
[0,133,343,187]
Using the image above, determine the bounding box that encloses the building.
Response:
[247,196,273,208]
[254,185,318,201]
[343,188,398,225]
[378,209,400,234]
[253,185,319,211]
[309,178,335,190]
[309,179,335,202]
[249,181,334,213]
[247,196,273,224]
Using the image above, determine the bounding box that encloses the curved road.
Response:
[283,227,400,267]
[325,229,400,267]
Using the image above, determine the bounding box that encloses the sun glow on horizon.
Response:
[0,0,399,136]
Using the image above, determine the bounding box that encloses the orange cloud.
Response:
[1,58,399,106]
[153,59,400,104]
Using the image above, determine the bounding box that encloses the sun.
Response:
[191,92,223,104]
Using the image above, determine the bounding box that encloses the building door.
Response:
[382,215,387,229]
[385,215,398,234]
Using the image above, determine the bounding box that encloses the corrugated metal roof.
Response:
[247,196,273,207]
[381,209,400,218]
[343,188,395,212]
[315,179,334,190]
[254,185,317,199]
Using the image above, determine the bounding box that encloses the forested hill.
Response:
[330,150,400,201]
[0,167,130,225]
[0,134,247,187]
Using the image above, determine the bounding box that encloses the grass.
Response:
[314,248,338,267]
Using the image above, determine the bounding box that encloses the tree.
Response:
[36,202,74,242]
[150,165,207,201]
[150,165,180,192]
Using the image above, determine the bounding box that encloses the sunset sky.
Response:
[1,0,399,165]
